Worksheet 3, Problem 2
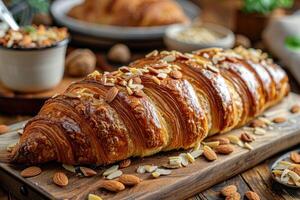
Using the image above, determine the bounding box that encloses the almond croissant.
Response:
[11,47,289,165]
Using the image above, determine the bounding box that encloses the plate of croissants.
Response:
[51,0,199,42]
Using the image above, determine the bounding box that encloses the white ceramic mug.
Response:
[0,39,69,93]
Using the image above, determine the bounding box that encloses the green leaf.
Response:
[27,0,49,13]
[242,0,294,14]
[285,35,300,51]
[23,25,36,33]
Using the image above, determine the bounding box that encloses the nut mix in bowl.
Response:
[0,25,69,93]
[0,25,68,49]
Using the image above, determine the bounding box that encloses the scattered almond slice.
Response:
[144,165,158,173]
[202,141,220,148]
[190,149,203,159]
[137,166,146,174]
[152,171,160,178]
[155,168,172,176]
[186,153,195,163]
[103,165,119,176]
[193,142,201,151]
[106,170,123,180]
[290,105,300,114]
[119,159,131,169]
[118,174,142,186]
[179,154,189,167]
[80,167,97,177]
[243,142,253,150]
[253,127,266,135]
[62,164,76,173]
[88,194,103,200]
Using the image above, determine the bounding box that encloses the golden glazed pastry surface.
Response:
[11,47,289,165]
[68,0,189,27]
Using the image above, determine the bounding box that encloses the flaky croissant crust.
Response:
[11,47,289,165]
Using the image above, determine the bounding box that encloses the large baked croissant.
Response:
[11,47,289,165]
[68,0,189,27]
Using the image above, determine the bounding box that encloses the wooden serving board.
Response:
[1,93,300,200]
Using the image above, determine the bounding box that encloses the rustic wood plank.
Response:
[242,156,300,200]
[0,94,300,200]
[194,175,251,200]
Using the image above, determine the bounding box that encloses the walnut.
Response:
[108,44,131,63]
[65,49,96,77]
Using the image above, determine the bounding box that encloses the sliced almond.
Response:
[193,142,202,151]
[0,124,9,134]
[118,174,142,186]
[151,76,161,85]
[179,154,189,167]
[106,170,123,180]
[88,194,103,200]
[62,164,76,173]
[162,163,182,169]
[290,151,300,163]
[103,165,119,176]
[53,172,68,187]
[101,180,125,192]
[244,142,253,150]
[272,117,286,123]
[134,90,145,98]
[207,137,230,145]
[146,50,158,58]
[148,67,159,75]
[144,165,158,173]
[203,146,217,161]
[186,153,195,163]
[152,171,160,178]
[80,167,97,177]
[202,141,220,148]
[162,55,176,62]
[190,149,203,159]
[253,127,266,135]
[21,166,42,178]
[137,166,146,174]
[169,70,182,79]
[105,87,119,103]
[155,168,172,175]
[126,86,133,95]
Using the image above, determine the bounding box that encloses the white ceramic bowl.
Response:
[164,23,235,52]
[0,39,69,93]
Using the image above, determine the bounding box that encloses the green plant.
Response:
[285,35,300,51]
[242,0,294,14]
[8,0,50,25]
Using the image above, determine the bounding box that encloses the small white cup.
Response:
[0,39,69,93]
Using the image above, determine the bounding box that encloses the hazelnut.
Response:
[65,49,96,77]
[108,44,131,63]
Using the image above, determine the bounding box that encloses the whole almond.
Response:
[53,172,69,187]
[225,192,241,200]
[0,124,9,134]
[245,191,260,200]
[290,151,300,163]
[118,174,142,186]
[215,144,234,155]
[169,70,182,79]
[203,146,217,161]
[101,180,125,192]
[272,117,286,123]
[80,167,97,177]
[290,105,300,113]
[119,159,131,168]
[240,132,255,143]
[208,137,230,145]
[20,166,42,178]
[221,185,237,196]
[105,87,119,103]
[249,119,265,128]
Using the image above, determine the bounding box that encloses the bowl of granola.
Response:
[0,25,69,92]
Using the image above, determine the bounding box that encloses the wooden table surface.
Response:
[0,70,299,200]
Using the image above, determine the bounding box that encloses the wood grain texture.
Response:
[0,93,300,200]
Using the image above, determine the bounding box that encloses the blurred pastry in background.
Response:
[68,0,189,27]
